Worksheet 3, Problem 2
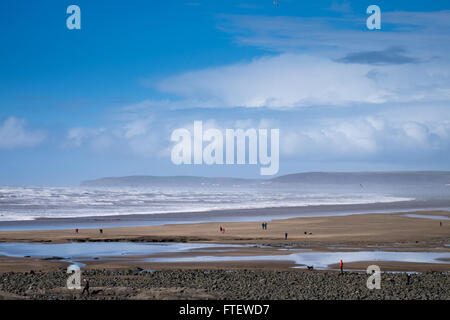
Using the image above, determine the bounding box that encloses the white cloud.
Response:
[67,127,107,147]
[279,117,450,159]
[0,117,45,149]
[155,53,450,108]
[134,10,450,112]
[66,118,164,157]
[123,118,153,139]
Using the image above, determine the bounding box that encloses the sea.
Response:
[1,183,448,222]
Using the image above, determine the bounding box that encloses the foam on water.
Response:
[0,186,414,222]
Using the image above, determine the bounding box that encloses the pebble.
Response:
[0,269,447,300]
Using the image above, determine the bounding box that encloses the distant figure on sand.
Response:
[340,259,344,274]
[262,223,265,230]
[440,221,442,227]
[220,226,223,232]
[75,228,78,233]
[222,228,225,233]
[99,229,103,234]
[82,279,89,295]
[284,232,288,240]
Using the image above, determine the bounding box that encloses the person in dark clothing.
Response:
[406,274,411,285]
[284,232,288,240]
[220,226,222,232]
[82,279,89,295]
[99,229,103,234]
[75,228,78,233]
[262,223,265,230]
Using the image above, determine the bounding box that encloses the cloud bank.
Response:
[0,117,45,150]
[155,53,450,108]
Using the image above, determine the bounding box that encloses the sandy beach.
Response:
[0,209,449,300]
[1,210,448,246]
[0,210,448,273]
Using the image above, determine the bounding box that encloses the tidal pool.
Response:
[0,242,449,271]
[0,242,244,259]
[404,214,450,221]
[145,250,450,270]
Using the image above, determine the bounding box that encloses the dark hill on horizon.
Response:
[271,171,450,185]
[81,171,450,187]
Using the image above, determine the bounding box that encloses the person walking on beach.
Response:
[340,259,344,274]
[440,221,442,227]
[75,228,78,233]
[220,226,223,232]
[82,279,89,295]
[99,229,103,234]
[265,223,268,230]
[262,223,265,230]
[284,232,288,240]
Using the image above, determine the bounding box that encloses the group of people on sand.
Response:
[260,222,289,240]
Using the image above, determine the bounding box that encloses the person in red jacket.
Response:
[340,259,344,274]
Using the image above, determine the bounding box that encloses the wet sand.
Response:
[0,210,448,246]
[0,210,448,273]
[0,210,448,300]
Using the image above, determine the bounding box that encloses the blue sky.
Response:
[0,0,449,185]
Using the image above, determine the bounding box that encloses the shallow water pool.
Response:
[0,242,449,271]
[0,242,245,259]
[404,214,450,221]
[145,250,450,270]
